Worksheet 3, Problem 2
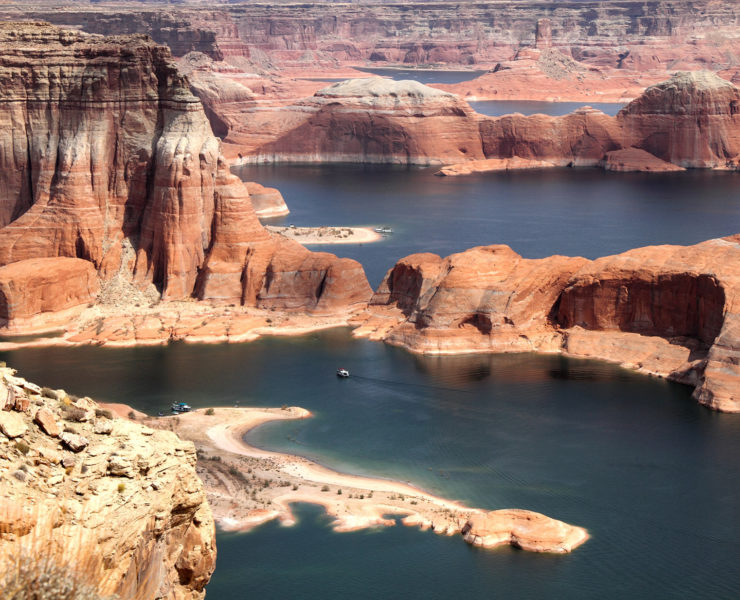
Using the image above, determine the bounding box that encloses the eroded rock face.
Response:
[462,509,588,553]
[0,368,216,599]
[0,23,371,323]
[239,78,485,165]
[354,236,740,412]
[31,2,740,72]
[0,258,99,329]
[226,71,740,171]
[617,71,740,168]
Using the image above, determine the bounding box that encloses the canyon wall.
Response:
[14,1,740,71]
[0,367,216,599]
[226,71,740,170]
[352,236,740,412]
[0,23,371,328]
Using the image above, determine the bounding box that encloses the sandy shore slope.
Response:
[142,407,589,553]
[267,225,383,244]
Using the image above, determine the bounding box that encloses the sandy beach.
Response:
[267,225,383,244]
[143,407,589,552]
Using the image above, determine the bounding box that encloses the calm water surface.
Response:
[236,164,740,286]
[2,334,739,599]
[471,100,625,116]
[354,66,487,85]
[4,163,740,598]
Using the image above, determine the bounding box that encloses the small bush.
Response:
[117,483,126,493]
[337,489,342,495]
[205,408,215,416]
[15,441,30,455]
[321,485,329,492]
[41,387,58,399]
[61,405,87,423]
[127,411,136,420]
[95,408,113,420]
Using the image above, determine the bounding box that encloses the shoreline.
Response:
[267,225,383,245]
[143,407,589,553]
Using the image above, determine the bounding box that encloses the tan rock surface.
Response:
[143,406,588,554]
[600,148,686,172]
[237,78,485,165]
[617,71,740,168]
[0,369,216,599]
[0,258,99,330]
[462,509,588,553]
[354,236,740,412]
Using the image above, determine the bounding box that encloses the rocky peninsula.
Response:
[226,71,740,173]
[352,235,740,413]
[141,406,589,554]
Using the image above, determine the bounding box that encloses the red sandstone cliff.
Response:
[23,1,740,73]
[237,78,485,165]
[221,71,740,172]
[352,236,740,413]
[0,23,371,328]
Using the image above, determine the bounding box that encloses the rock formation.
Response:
[0,258,99,331]
[218,71,740,171]
[352,236,740,413]
[0,367,216,599]
[236,78,485,165]
[25,1,740,72]
[462,509,588,553]
[0,23,371,330]
[616,71,740,168]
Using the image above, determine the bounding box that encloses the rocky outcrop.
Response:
[600,148,685,172]
[0,23,371,330]
[244,182,289,218]
[462,509,588,553]
[353,236,740,412]
[616,71,740,168]
[0,367,216,599]
[226,72,740,171]
[0,258,99,330]
[239,78,485,165]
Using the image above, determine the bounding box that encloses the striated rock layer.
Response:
[0,23,371,330]
[234,78,485,165]
[227,71,740,171]
[26,2,740,72]
[352,236,740,413]
[0,367,216,599]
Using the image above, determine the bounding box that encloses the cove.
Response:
[236,164,740,286]
[1,331,739,599]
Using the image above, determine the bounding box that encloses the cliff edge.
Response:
[353,236,740,412]
[0,22,371,333]
[0,368,216,599]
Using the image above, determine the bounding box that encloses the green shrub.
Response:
[205,408,215,416]
[14,441,30,455]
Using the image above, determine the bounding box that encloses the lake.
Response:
[3,162,739,599]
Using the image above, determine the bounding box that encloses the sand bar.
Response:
[267,225,383,244]
[142,407,589,552]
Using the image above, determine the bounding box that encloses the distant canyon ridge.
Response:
[12,1,740,73]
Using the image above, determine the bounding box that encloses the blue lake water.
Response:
[3,333,739,600]
[3,162,739,598]
[354,66,487,85]
[470,100,625,117]
[236,164,740,287]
